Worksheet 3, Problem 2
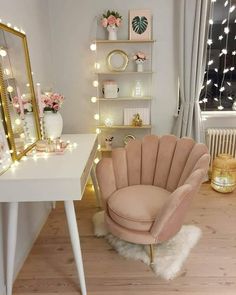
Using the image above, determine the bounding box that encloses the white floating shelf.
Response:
[98,96,152,101]
[96,71,153,75]
[95,40,156,44]
[98,125,152,129]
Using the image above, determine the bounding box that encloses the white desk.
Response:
[0,134,98,295]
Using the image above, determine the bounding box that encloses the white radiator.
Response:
[206,128,236,168]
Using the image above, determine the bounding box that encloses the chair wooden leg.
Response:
[149,244,155,265]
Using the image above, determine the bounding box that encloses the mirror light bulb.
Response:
[93,80,99,87]
[0,48,7,57]
[209,19,213,25]
[90,43,96,51]
[7,23,11,27]
[96,128,101,134]
[218,105,224,110]
[4,68,10,75]
[91,96,97,103]
[7,85,14,93]
[94,62,100,70]
[222,49,227,54]
[230,5,235,12]
[208,60,213,65]
[15,118,21,125]
[218,35,223,40]
[94,158,99,164]
[224,27,230,34]
[94,114,99,120]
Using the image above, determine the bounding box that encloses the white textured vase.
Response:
[43,111,63,139]
[24,112,37,141]
[136,60,144,72]
[107,25,118,40]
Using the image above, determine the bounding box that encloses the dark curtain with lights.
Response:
[174,0,210,142]
[200,0,236,111]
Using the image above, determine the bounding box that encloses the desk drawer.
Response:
[80,138,98,194]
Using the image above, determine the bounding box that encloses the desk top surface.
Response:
[0,134,97,202]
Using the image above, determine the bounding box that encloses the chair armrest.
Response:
[96,158,117,209]
[150,183,193,242]
[150,168,206,242]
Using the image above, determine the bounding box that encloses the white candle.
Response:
[36,83,43,118]
[16,87,24,119]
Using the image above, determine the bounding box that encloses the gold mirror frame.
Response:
[0,23,41,161]
[107,49,129,72]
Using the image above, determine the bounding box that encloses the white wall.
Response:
[48,0,179,135]
[0,1,53,293]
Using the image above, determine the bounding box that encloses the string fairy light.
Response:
[201,0,236,111]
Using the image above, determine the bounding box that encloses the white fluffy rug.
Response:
[93,211,202,280]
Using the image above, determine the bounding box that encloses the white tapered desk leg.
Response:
[90,166,101,207]
[7,202,18,295]
[64,200,87,295]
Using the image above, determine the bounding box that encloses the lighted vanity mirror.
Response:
[0,23,41,161]
[107,49,129,72]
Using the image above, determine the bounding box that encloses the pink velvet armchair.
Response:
[96,135,210,263]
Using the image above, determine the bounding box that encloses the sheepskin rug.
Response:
[93,211,202,280]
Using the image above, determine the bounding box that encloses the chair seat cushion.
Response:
[108,185,171,232]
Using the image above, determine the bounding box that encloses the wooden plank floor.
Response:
[13,183,236,295]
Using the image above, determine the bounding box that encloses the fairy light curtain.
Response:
[200,0,236,111]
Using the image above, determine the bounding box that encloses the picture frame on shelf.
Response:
[129,10,152,41]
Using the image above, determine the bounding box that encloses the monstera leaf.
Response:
[132,16,148,34]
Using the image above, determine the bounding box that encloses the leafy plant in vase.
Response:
[101,10,122,40]
[133,51,147,72]
[41,93,65,139]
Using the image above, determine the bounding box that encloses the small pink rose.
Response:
[138,52,145,59]
[107,15,116,26]
[116,18,121,27]
[101,18,108,27]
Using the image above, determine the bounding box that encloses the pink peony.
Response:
[137,52,145,59]
[107,15,116,26]
[101,18,108,27]
[116,18,121,27]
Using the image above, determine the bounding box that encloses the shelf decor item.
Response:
[132,113,143,127]
[129,10,152,40]
[41,93,65,139]
[133,51,147,72]
[124,107,150,125]
[105,136,114,150]
[102,80,119,98]
[101,10,122,40]
[211,154,236,193]
[107,49,129,72]
[132,80,144,97]
[123,134,135,145]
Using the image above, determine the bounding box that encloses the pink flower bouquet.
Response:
[101,10,122,28]
[12,96,32,114]
[133,51,148,62]
[41,93,64,113]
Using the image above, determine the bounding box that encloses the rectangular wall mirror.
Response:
[0,23,41,161]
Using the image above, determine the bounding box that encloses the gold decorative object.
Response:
[132,113,143,127]
[0,23,41,161]
[107,49,129,72]
[123,134,135,145]
[211,154,236,193]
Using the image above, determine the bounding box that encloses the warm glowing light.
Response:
[15,118,21,125]
[4,68,10,75]
[96,128,101,134]
[207,39,213,45]
[223,68,229,73]
[93,80,99,87]
[94,62,101,70]
[208,60,214,65]
[218,35,223,40]
[7,85,14,93]
[94,158,99,164]
[203,98,208,103]
[228,96,233,100]
[224,0,228,7]
[222,19,227,24]
[214,68,218,72]
[232,51,236,55]
[94,113,99,120]
[14,26,19,31]
[218,105,224,110]
[20,29,25,34]
[207,79,212,85]
[224,27,230,34]
[7,23,11,27]
[26,83,30,87]
[222,48,227,54]
[90,43,96,51]
[230,5,235,13]
[97,144,101,150]
[209,19,213,25]
[226,82,231,86]
[214,83,218,87]
[91,96,97,103]
[230,67,235,71]
[22,156,27,161]
[0,48,7,57]
[214,97,219,101]
[219,87,225,92]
